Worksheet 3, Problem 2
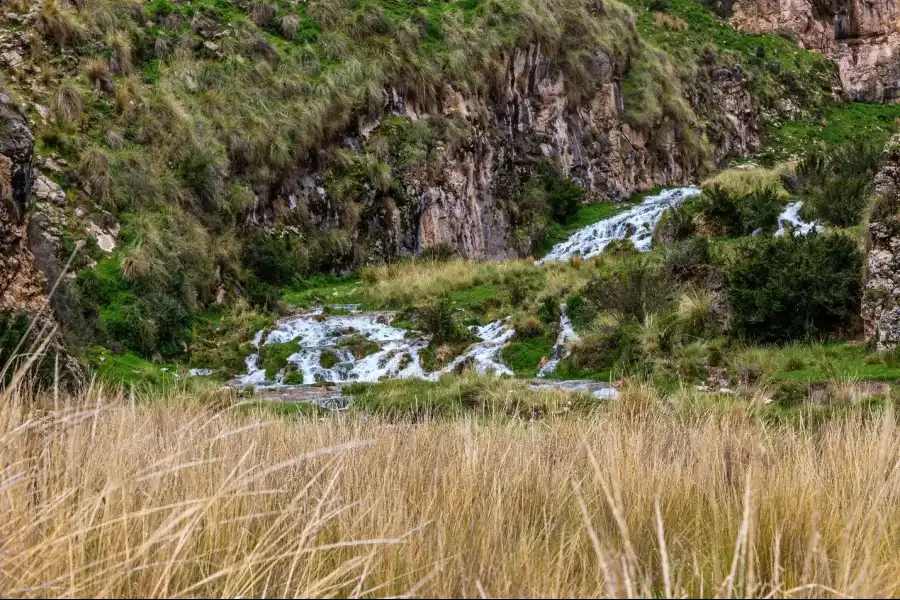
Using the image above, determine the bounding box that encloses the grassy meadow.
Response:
[3,377,900,597]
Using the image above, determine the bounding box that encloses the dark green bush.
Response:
[242,232,301,286]
[538,296,561,325]
[726,233,863,343]
[797,141,882,227]
[697,185,783,237]
[546,178,585,224]
[420,297,470,345]
[580,257,673,322]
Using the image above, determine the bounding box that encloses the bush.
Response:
[580,257,673,323]
[420,297,470,345]
[242,232,300,286]
[797,141,882,227]
[569,319,637,373]
[697,185,783,237]
[653,205,696,248]
[546,178,585,224]
[726,234,863,343]
[664,237,714,282]
[538,296,561,325]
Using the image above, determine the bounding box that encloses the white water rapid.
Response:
[236,309,516,387]
[536,303,580,378]
[539,187,701,262]
[775,201,824,237]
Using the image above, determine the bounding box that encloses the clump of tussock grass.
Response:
[49,82,84,125]
[281,14,300,39]
[36,0,79,46]
[702,164,792,199]
[2,373,900,596]
[79,146,111,200]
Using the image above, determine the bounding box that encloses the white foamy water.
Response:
[537,303,580,378]
[539,187,701,262]
[444,319,515,377]
[236,309,517,386]
[775,201,824,237]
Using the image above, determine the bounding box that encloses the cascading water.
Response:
[232,188,710,399]
[236,309,516,386]
[775,201,824,237]
[536,303,579,378]
[539,187,701,263]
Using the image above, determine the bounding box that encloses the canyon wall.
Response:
[730,0,900,101]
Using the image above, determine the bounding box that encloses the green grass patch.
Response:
[501,336,555,377]
[763,102,900,162]
[730,341,900,383]
[258,341,299,379]
[447,284,504,316]
[282,277,368,309]
[86,346,178,387]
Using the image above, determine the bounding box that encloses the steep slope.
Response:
[0,0,840,362]
[728,0,900,101]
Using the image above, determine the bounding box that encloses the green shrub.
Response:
[797,141,882,227]
[653,205,696,248]
[580,257,673,323]
[242,232,301,286]
[546,179,585,224]
[538,296,562,325]
[420,297,470,345]
[726,234,863,343]
[569,320,637,373]
[697,185,783,236]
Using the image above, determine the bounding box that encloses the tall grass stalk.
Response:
[2,377,900,596]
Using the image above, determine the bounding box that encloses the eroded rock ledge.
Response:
[730,0,900,101]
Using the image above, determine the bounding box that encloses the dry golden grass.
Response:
[702,164,792,200]
[3,379,900,597]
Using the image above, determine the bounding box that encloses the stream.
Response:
[229,188,823,408]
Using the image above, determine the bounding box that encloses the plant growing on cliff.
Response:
[50,83,84,125]
[797,141,882,227]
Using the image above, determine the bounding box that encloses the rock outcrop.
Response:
[862,135,900,350]
[0,93,47,315]
[730,0,900,101]
[290,41,762,260]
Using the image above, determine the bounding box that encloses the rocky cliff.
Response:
[729,0,900,101]
[863,135,900,349]
[295,42,760,260]
[0,93,47,316]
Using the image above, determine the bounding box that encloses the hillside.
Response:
[10,2,900,597]
[0,0,844,365]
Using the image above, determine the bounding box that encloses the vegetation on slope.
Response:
[0,0,847,371]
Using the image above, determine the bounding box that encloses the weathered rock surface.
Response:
[730,0,900,101]
[862,135,900,350]
[287,40,763,261]
[0,93,47,315]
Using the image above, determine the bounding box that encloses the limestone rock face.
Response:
[0,94,47,315]
[349,43,761,260]
[863,136,900,350]
[730,0,900,101]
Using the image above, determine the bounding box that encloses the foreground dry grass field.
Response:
[2,381,900,598]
